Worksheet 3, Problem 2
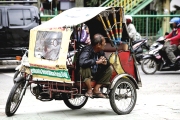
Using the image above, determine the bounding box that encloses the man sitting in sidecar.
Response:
[79,34,112,98]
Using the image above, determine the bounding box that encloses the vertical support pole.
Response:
[112,7,119,40]
[99,14,114,46]
[162,0,170,35]
[152,11,155,36]
[105,14,115,41]
[119,7,123,41]
[124,0,126,13]
[75,0,84,7]
[146,17,148,39]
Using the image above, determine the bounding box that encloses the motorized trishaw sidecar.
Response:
[5,7,142,116]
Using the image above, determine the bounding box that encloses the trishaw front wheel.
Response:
[5,81,26,116]
[62,94,88,109]
[109,78,137,115]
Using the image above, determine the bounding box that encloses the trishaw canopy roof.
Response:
[34,7,118,29]
[33,7,129,43]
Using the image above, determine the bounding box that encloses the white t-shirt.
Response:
[127,23,137,41]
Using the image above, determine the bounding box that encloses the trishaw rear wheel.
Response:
[62,94,88,109]
[109,78,137,115]
[5,81,25,116]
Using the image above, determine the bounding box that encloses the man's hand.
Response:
[96,56,107,65]
[165,39,170,42]
[100,56,107,65]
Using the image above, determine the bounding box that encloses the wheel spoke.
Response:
[9,82,24,113]
[68,96,86,106]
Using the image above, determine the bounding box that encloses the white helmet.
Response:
[125,15,133,22]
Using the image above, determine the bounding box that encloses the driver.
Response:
[165,17,180,67]
[79,34,112,98]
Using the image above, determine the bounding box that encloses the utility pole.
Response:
[37,0,40,9]
[75,0,84,7]
[162,0,170,35]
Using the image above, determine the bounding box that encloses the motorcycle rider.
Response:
[125,15,137,41]
[165,17,180,67]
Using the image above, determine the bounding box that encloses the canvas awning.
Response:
[33,7,111,29]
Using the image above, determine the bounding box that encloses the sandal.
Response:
[93,93,106,98]
[85,92,93,98]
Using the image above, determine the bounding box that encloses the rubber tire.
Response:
[62,94,88,109]
[5,81,25,116]
[109,78,137,115]
[141,58,157,74]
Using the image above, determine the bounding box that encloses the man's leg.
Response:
[178,44,180,51]
[84,78,92,94]
[162,46,169,66]
[165,45,177,64]
[80,67,92,97]
[93,66,112,97]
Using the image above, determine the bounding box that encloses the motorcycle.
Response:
[132,38,149,64]
[5,7,142,116]
[141,36,180,74]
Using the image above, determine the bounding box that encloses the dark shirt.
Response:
[79,45,110,73]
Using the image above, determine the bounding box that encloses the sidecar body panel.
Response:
[108,51,141,87]
[29,28,72,82]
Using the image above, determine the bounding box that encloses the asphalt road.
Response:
[0,66,180,120]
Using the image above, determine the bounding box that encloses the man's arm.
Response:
[99,51,110,67]
[128,24,137,39]
[165,31,173,39]
[168,30,180,42]
[79,48,96,68]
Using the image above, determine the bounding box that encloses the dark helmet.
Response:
[169,17,180,26]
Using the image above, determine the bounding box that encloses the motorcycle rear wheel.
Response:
[62,94,88,109]
[5,81,25,116]
[141,58,157,74]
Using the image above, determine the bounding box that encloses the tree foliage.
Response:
[85,0,106,7]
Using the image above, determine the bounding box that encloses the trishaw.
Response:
[5,7,142,116]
